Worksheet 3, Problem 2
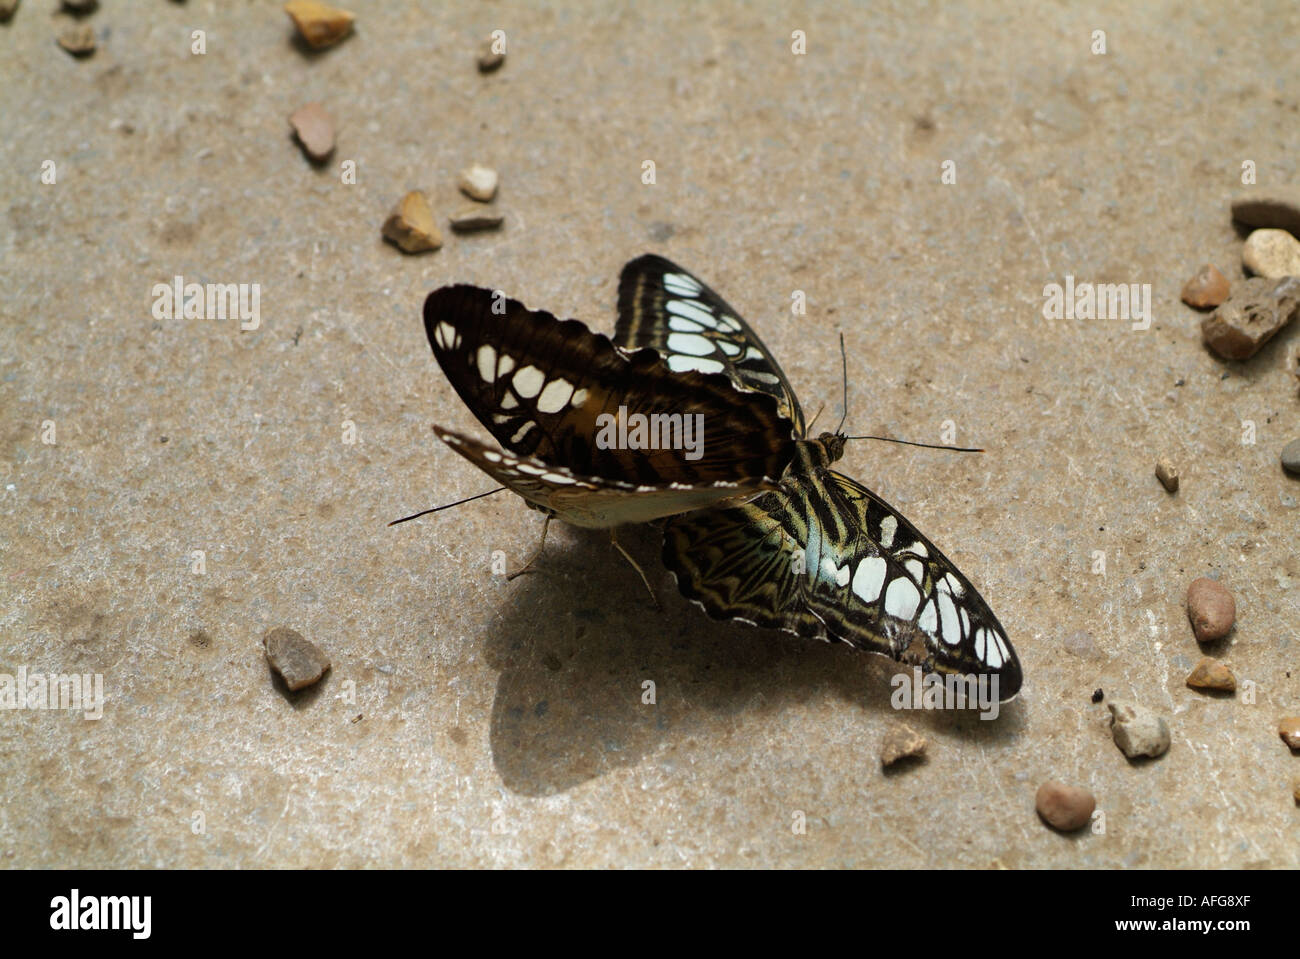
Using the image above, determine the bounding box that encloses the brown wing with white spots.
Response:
[425,285,795,490]
[615,255,806,437]
[434,427,776,529]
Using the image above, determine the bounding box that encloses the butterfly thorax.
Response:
[787,431,846,477]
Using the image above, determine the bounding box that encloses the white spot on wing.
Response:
[662,272,702,295]
[666,332,714,357]
[918,599,937,634]
[512,365,544,399]
[937,591,961,645]
[536,378,574,414]
[884,576,921,620]
[476,344,496,382]
[851,556,887,603]
[665,299,717,328]
[878,514,897,549]
[667,355,725,374]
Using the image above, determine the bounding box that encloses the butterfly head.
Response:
[812,431,847,466]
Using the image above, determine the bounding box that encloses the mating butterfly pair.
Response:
[419,255,1021,700]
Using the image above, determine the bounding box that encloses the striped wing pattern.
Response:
[663,447,1022,698]
[615,257,1021,699]
[424,285,795,527]
[617,254,806,436]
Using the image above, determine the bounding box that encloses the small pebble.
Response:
[1035,781,1096,832]
[61,0,95,12]
[1186,577,1235,642]
[1282,438,1300,476]
[1108,701,1170,759]
[1232,190,1300,238]
[478,36,505,73]
[1091,688,1104,703]
[1280,717,1300,750]
[289,102,335,162]
[458,164,498,202]
[1200,276,1300,360]
[0,0,20,23]
[880,722,927,767]
[449,207,504,233]
[1180,263,1230,310]
[1242,228,1300,280]
[1185,656,1236,692]
[1155,457,1179,493]
[263,626,330,691]
[57,23,96,57]
[284,0,354,49]
[382,190,442,253]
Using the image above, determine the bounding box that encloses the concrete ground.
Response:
[2,1,1298,868]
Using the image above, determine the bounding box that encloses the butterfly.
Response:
[422,284,796,531]
[615,254,1022,700]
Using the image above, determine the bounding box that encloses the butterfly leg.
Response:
[609,528,660,608]
[506,514,551,580]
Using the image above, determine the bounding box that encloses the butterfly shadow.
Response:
[479,523,1024,798]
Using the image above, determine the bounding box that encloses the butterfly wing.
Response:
[426,284,795,491]
[434,426,775,529]
[615,255,807,437]
[662,455,1021,700]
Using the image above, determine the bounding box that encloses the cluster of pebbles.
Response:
[1176,191,1300,480]
[1037,572,1300,831]
[275,3,511,253]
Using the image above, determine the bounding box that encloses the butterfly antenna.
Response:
[834,332,849,435]
[388,487,506,526]
[845,435,984,454]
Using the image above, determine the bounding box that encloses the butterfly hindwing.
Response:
[426,284,796,492]
[615,255,807,436]
[662,444,1021,699]
[434,426,774,528]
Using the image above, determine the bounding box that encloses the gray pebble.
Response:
[264,626,330,691]
[449,208,504,233]
[1282,438,1300,476]
[1108,701,1170,759]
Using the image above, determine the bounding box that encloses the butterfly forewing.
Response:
[663,442,1022,700]
[616,255,807,436]
[426,284,795,491]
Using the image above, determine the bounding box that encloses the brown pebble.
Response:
[284,0,354,50]
[1035,781,1095,831]
[61,0,96,12]
[449,208,505,233]
[289,102,336,162]
[478,36,505,73]
[1280,717,1300,750]
[1180,264,1230,310]
[57,23,96,57]
[382,190,442,253]
[1185,656,1236,692]
[263,626,330,691]
[1293,779,1300,804]
[1200,276,1300,360]
[0,0,20,23]
[880,722,927,767]
[1186,577,1235,642]
[1155,457,1179,493]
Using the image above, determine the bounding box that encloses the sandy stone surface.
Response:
[2,2,1299,868]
